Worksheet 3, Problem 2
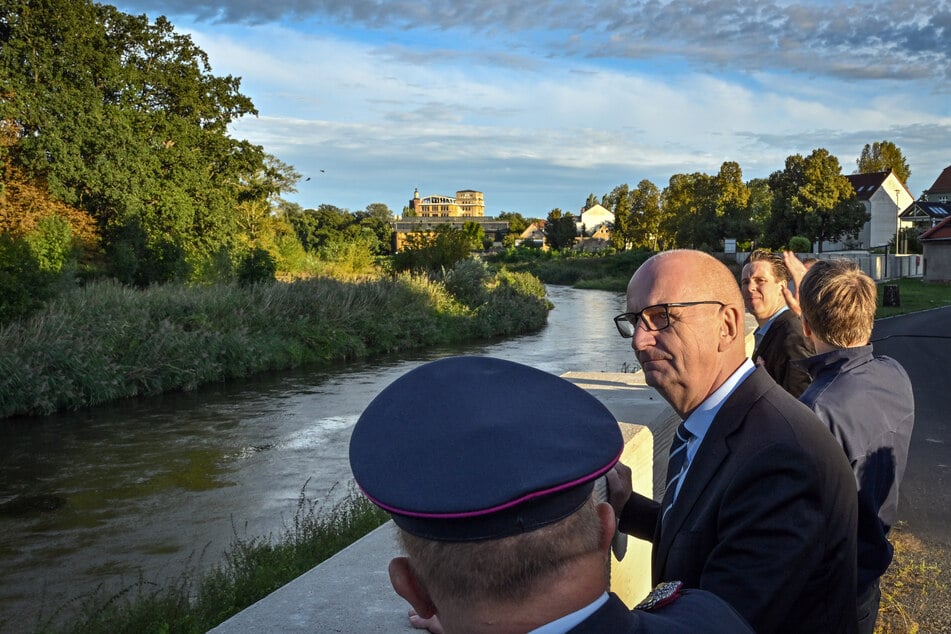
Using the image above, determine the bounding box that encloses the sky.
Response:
[111,0,951,218]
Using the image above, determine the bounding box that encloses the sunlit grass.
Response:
[876,523,946,634]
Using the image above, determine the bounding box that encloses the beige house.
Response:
[517,220,547,248]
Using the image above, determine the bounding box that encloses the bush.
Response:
[237,248,278,285]
[443,259,489,307]
[788,236,812,253]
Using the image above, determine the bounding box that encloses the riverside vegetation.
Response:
[0,261,548,419]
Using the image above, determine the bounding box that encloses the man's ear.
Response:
[718,305,741,350]
[801,314,813,338]
[389,557,438,619]
[596,502,616,555]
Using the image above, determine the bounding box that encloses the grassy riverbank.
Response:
[28,485,389,634]
[0,267,548,418]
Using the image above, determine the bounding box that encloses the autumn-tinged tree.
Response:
[1,0,287,284]
[856,140,911,184]
[765,149,868,252]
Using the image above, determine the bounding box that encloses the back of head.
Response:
[799,259,875,347]
[745,249,790,284]
[349,356,623,604]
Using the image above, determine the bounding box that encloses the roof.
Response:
[845,171,890,201]
[924,166,951,196]
[920,216,951,241]
[900,201,951,221]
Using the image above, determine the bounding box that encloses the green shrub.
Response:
[444,259,489,307]
[237,248,278,285]
[788,236,812,252]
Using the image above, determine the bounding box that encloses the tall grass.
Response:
[0,271,549,418]
[34,485,390,634]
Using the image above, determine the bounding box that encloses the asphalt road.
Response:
[871,305,951,544]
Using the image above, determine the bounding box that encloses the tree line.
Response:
[522,141,911,253]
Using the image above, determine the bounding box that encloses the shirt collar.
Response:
[754,305,788,337]
[528,592,609,634]
[683,359,756,455]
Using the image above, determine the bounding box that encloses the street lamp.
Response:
[895,188,902,255]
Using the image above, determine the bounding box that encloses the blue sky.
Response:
[112,0,950,218]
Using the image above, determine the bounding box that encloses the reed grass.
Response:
[0,271,549,418]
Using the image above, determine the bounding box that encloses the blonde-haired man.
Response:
[797,259,915,634]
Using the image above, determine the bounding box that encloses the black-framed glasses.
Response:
[614,301,726,337]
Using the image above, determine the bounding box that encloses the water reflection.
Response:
[0,285,635,629]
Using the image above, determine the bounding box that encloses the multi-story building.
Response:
[394,188,504,252]
[408,188,485,217]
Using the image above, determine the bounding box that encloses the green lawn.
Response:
[876,278,951,318]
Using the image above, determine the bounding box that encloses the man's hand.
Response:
[781,250,806,316]
[606,462,633,518]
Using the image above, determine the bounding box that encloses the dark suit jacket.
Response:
[754,309,813,397]
[619,367,858,634]
[568,591,753,633]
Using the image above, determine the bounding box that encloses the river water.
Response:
[0,285,635,629]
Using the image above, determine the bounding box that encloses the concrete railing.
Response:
[210,370,679,633]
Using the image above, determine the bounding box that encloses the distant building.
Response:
[517,221,547,248]
[408,188,485,217]
[921,165,951,203]
[822,170,914,251]
[899,200,951,231]
[576,203,614,237]
[394,188,504,252]
[920,216,951,282]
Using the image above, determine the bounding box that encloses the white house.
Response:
[576,203,614,237]
[823,170,914,251]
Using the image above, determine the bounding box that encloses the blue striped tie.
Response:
[662,422,693,525]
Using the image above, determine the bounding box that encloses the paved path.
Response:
[871,305,951,543]
[871,305,951,631]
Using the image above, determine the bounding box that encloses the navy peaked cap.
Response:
[349,356,623,541]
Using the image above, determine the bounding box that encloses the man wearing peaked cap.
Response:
[349,356,753,633]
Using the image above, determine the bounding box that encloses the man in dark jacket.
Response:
[611,249,858,634]
[741,249,813,396]
[797,259,915,634]
[350,356,753,633]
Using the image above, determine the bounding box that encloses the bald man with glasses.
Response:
[607,249,859,634]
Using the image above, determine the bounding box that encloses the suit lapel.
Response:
[652,368,774,577]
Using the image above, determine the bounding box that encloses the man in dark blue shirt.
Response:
[796,258,916,634]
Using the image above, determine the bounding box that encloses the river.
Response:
[0,285,635,629]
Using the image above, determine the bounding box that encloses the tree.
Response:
[603,184,632,250]
[765,149,869,252]
[544,209,577,251]
[0,0,286,281]
[392,225,472,274]
[662,172,719,250]
[856,140,911,184]
[628,180,663,250]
